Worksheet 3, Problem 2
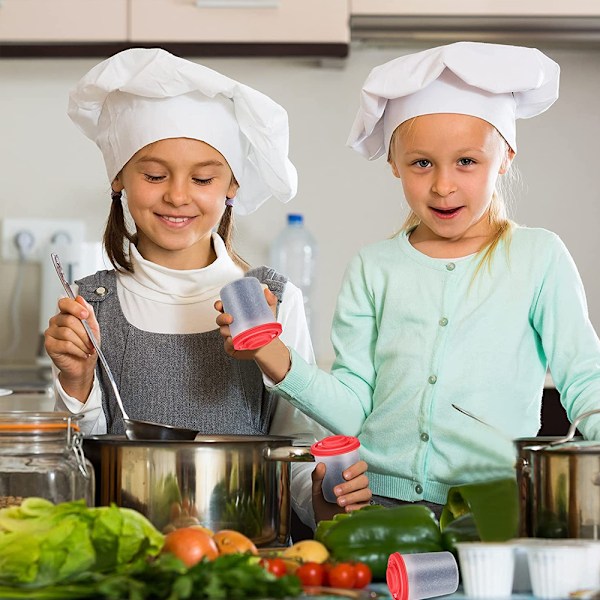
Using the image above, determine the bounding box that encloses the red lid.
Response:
[310,434,360,457]
[232,322,282,351]
[387,552,409,600]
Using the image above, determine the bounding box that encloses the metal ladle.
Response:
[51,253,198,441]
[452,403,600,446]
[451,403,514,442]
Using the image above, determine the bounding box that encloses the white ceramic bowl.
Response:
[456,542,515,598]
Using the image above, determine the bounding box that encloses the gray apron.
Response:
[77,266,286,435]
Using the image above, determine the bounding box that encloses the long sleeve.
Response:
[273,253,377,436]
[270,282,332,530]
[54,370,107,435]
[531,235,600,439]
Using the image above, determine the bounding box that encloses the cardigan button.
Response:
[428,375,437,385]
[415,484,423,494]
[95,286,107,297]
[439,317,448,327]
[446,262,456,271]
[420,432,429,442]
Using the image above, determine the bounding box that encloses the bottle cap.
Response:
[287,213,303,224]
[231,322,282,351]
[310,434,360,457]
[387,553,409,600]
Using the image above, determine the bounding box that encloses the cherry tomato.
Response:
[328,562,357,589]
[260,557,287,578]
[161,527,219,567]
[296,561,325,586]
[353,562,372,589]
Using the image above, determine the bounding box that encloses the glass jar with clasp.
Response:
[0,412,94,509]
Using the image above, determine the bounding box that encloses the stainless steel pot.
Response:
[515,409,600,539]
[83,434,313,546]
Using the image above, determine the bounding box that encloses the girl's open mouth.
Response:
[431,206,463,219]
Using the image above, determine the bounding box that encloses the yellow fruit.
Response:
[281,540,329,564]
[213,529,258,555]
[281,557,301,574]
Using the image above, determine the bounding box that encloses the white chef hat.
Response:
[347,41,560,159]
[68,47,297,215]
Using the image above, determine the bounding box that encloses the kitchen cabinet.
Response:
[0,0,349,58]
[0,0,127,42]
[130,0,349,45]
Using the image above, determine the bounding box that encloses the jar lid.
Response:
[0,412,80,433]
[310,434,360,457]
[232,322,282,351]
[386,552,409,600]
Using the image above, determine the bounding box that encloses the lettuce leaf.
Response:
[0,498,164,588]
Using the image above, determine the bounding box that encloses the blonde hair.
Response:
[388,118,517,277]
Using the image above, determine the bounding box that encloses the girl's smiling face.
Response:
[113,137,238,270]
[389,113,514,250]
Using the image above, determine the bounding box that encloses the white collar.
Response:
[117,233,244,304]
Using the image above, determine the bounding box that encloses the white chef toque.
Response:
[68,47,297,215]
[347,41,560,159]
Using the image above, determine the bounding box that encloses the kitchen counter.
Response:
[0,363,55,411]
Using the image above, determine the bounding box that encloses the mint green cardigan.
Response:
[273,227,600,504]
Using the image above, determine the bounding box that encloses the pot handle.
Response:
[549,407,600,446]
[263,446,315,463]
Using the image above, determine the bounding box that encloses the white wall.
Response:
[2,44,600,366]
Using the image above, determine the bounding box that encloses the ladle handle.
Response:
[50,253,130,421]
[550,407,600,445]
[263,446,314,462]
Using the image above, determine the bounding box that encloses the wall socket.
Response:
[1,218,85,262]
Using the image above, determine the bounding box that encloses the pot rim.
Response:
[522,439,600,454]
[83,433,303,445]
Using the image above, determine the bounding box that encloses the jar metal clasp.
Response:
[66,416,90,479]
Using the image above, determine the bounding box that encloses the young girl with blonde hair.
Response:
[218,42,600,516]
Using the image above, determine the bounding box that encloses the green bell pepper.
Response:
[440,513,480,556]
[315,504,443,581]
[440,478,519,542]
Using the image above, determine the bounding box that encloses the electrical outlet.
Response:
[1,218,85,262]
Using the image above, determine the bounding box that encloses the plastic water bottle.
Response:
[269,214,317,331]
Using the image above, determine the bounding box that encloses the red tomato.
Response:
[161,527,219,567]
[296,561,325,586]
[353,562,372,589]
[260,557,287,578]
[328,562,357,589]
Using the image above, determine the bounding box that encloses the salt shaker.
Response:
[310,435,361,503]
[220,277,282,350]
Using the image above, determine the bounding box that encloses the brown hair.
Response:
[103,194,249,273]
[388,120,516,277]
